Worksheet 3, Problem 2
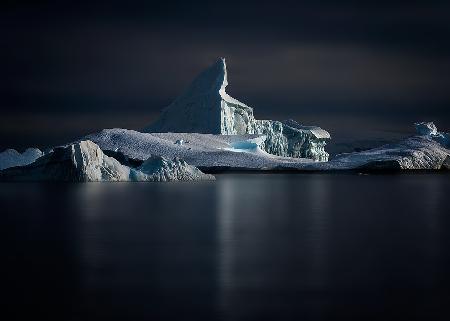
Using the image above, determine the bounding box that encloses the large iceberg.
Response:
[146,58,330,161]
[1,56,449,179]
[0,140,214,182]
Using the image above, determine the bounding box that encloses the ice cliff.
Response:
[146,58,330,161]
[0,140,214,182]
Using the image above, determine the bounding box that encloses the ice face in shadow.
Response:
[135,156,215,182]
[145,58,330,161]
[415,122,438,136]
[415,122,450,148]
[0,148,43,170]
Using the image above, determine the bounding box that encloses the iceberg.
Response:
[146,58,330,161]
[0,148,43,170]
[84,122,450,172]
[0,140,214,182]
[1,54,448,179]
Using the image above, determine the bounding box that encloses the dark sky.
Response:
[1,0,450,149]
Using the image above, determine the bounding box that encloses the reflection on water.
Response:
[216,176,333,321]
[1,174,450,321]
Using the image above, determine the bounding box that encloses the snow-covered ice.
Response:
[1,124,448,180]
[84,122,450,172]
[84,129,314,171]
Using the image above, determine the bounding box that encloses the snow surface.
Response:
[0,148,42,170]
[84,123,450,171]
[85,129,314,171]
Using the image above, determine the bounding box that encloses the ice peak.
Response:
[145,57,241,134]
[414,121,438,136]
[184,57,228,96]
[218,57,228,93]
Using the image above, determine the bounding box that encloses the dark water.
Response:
[1,174,450,321]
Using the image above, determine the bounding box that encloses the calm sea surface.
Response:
[2,173,450,321]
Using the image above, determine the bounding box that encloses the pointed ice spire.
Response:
[145,58,252,134]
[184,57,227,97]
